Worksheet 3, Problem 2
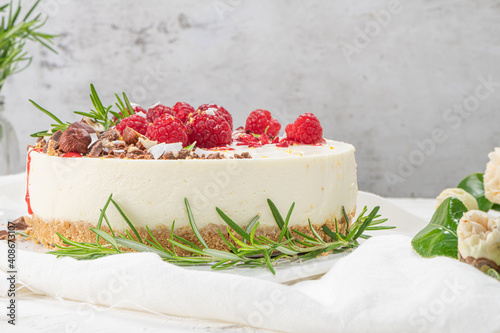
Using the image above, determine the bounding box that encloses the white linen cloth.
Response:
[1,234,500,333]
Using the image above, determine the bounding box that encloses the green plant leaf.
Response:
[487,268,500,281]
[411,197,467,259]
[457,173,492,212]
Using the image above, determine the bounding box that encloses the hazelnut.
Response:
[59,127,91,153]
[123,127,140,145]
[68,121,96,134]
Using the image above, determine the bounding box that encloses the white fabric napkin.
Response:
[1,234,500,333]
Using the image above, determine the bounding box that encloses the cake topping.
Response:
[148,142,184,159]
[59,127,91,153]
[187,110,232,148]
[245,109,281,137]
[29,84,331,159]
[146,103,174,123]
[285,113,324,144]
[115,114,149,135]
[172,102,195,123]
[122,127,140,145]
[68,120,96,134]
[196,103,233,130]
[146,115,188,146]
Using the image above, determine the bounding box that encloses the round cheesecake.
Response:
[26,140,358,250]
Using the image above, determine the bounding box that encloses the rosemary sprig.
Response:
[0,0,56,91]
[30,84,131,137]
[48,196,394,274]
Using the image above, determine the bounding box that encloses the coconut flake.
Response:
[90,133,99,147]
[148,142,183,160]
[148,101,161,109]
[138,137,158,150]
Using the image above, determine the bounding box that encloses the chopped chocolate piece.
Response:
[111,141,126,150]
[49,130,63,144]
[190,152,200,159]
[88,140,103,157]
[36,137,46,148]
[45,139,58,156]
[123,127,140,145]
[0,230,7,240]
[68,121,96,134]
[10,216,27,230]
[42,130,63,154]
[125,146,145,158]
[241,152,252,159]
[100,128,120,142]
[161,152,177,160]
[177,150,190,159]
[207,152,223,159]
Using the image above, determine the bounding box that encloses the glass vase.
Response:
[0,96,20,175]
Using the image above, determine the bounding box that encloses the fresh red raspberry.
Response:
[285,123,295,140]
[197,104,233,129]
[286,113,323,144]
[115,114,149,135]
[146,104,175,123]
[172,102,195,123]
[146,115,188,146]
[187,111,232,148]
[133,106,147,115]
[245,109,281,137]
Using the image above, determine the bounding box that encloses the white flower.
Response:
[436,188,478,211]
[458,210,500,267]
[484,148,500,205]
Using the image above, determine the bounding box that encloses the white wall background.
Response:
[3,0,500,197]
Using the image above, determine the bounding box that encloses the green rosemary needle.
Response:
[47,194,394,274]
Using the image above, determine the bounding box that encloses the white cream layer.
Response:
[27,140,358,231]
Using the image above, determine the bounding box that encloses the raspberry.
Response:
[115,114,149,135]
[197,104,233,129]
[235,133,261,147]
[147,104,175,123]
[146,115,188,146]
[285,113,323,144]
[172,102,195,123]
[245,109,281,137]
[187,111,232,148]
[285,123,295,140]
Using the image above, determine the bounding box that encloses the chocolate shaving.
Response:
[42,130,63,154]
[125,146,144,158]
[100,128,120,142]
[88,140,103,157]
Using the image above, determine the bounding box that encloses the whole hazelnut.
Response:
[123,126,140,145]
[59,128,92,153]
[68,121,96,134]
